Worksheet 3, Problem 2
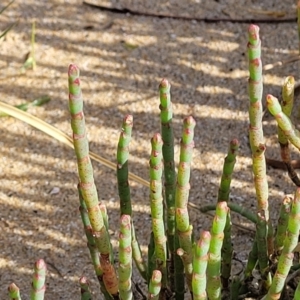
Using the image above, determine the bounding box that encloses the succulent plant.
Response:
[6,23,300,300]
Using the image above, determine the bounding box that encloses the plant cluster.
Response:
[5,22,300,300]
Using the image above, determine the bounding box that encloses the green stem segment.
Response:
[274,196,291,255]
[80,277,92,300]
[207,202,228,300]
[8,283,22,300]
[255,211,270,286]
[277,77,300,186]
[117,115,133,216]
[247,25,270,287]
[218,139,239,202]
[78,185,112,299]
[266,188,300,299]
[175,116,196,293]
[68,64,118,296]
[159,78,177,290]
[267,94,300,153]
[148,270,162,300]
[218,139,239,288]
[116,115,147,280]
[244,239,258,280]
[30,259,46,300]
[247,24,269,215]
[119,215,133,300]
[192,231,211,300]
[149,133,167,289]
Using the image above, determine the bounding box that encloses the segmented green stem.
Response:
[255,211,271,289]
[119,215,133,300]
[274,196,291,255]
[149,133,167,288]
[30,259,46,300]
[221,213,232,289]
[247,25,270,286]
[116,115,146,280]
[148,270,162,300]
[8,283,22,300]
[266,188,300,299]
[192,231,211,300]
[175,116,196,292]
[244,238,258,279]
[238,240,258,298]
[159,78,177,289]
[218,139,239,288]
[117,115,133,216]
[248,24,264,153]
[281,76,294,120]
[68,64,118,296]
[279,77,295,144]
[267,94,300,151]
[80,277,92,300]
[207,202,228,300]
[78,186,112,299]
[218,139,239,202]
[276,76,300,186]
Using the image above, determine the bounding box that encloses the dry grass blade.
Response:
[0,0,15,15]
[0,0,17,39]
[0,100,149,187]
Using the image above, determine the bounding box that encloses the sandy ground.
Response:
[0,0,300,299]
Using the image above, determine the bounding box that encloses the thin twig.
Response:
[286,268,300,284]
[263,56,300,71]
[44,260,64,277]
[83,1,296,24]
[266,158,300,170]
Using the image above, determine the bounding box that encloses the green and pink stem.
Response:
[116,115,147,280]
[192,231,211,300]
[80,277,92,300]
[247,25,270,287]
[8,283,22,300]
[30,259,46,300]
[118,214,133,300]
[175,116,196,293]
[149,133,167,288]
[218,139,239,288]
[159,78,177,290]
[207,201,228,300]
[68,64,118,296]
[266,188,300,299]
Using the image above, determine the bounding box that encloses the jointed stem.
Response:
[68,64,118,296]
